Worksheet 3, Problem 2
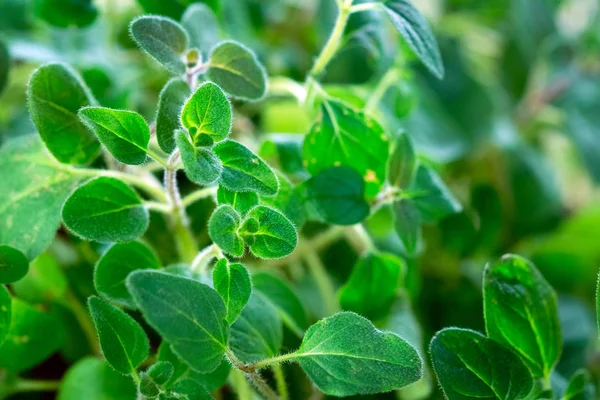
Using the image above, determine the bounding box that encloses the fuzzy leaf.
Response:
[181,82,231,145]
[0,246,29,284]
[207,41,267,101]
[139,373,160,398]
[181,3,220,51]
[88,296,149,375]
[484,254,561,379]
[28,63,100,165]
[147,361,174,386]
[430,328,534,400]
[241,205,297,259]
[62,177,149,242]
[212,259,251,324]
[216,186,259,216]
[156,79,190,153]
[0,286,11,346]
[176,130,222,185]
[563,370,596,400]
[127,270,228,373]
[293,312,422,396]
[130,16,189,75]
[409,164,462,222]
[214,140,279,195]
[79,107,150,165]
[208,205,244,257]
[171,378,213,400]
[388,133,416,188]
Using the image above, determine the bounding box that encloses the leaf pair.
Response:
[208,205,297,259]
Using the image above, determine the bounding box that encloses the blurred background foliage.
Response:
[1,0,600,398]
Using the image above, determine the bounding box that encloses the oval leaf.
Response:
[208,205,244,257]
[212,259,251,324]
[393,199,421,255]
[176,130,222,185]
[62,177,149,243]
[241,205,298,259]
[388,133,416,188]
[181,3,220,51]
[181,82,232,145]
[216,186,259,217]
[0,246,28,284]
[156,79,191,153]
[409,164,462,222]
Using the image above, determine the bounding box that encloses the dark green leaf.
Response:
[0,246,28,284]
[127,270,228,373]
[388,133,416,188]
[79,107,150,165]
[216,186,259,216]
[0,40,9,95]
[88,296,149,375]
[12,253,67,304]
[207,41,267,101]
[130,16,189,75]
[181,3,220,52]
[172,378,213,400]
[181,82,232,145]
[176,130,222,185]
[148,361,174,386]
[156,79,190,153]
[214,140,279,195]
[28,63,100,165]
[241,205,298,259]
[95,242,161,309]
[563,370,596,400]
[294,312,422,396]
[62,177,149,243]
[430,328,534,400]
[393,199,421,255]
[339,252,404,320]
[484,254,561,379]
[34,0,97,28]
[212,259,251,324]
[139,373,160,398]
[208,205,244,257]
[409,164,462,222]
[0,286,11,346]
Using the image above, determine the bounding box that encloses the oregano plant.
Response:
[1,0,600,399]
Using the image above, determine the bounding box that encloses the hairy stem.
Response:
[73,168,167,203]
[10,379,61,393]
[251,352,298,371]
[191,243,222,273]
[180,187,217,208]
[272,365,289,400]
[227,350,280,400]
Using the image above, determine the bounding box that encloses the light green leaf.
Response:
[176,130,222,185]
[88,296,149,375]
[409,164,462,222]
[147,361,174,386]
[28,63,100,165]
[79,107,150,165]
[430,328,534,400]
[139,373,160,398]
[58,357,137,400]
[563,370,596,400]
[0,246,28,284]
[483,254,561,379]
[181,82,232,145]
[303,100,389,197]
[181,3,220,51]
[127,270,228,373]
[253,271,308,337]
[241,205,298,259]
[393,199,421,255]
[0,298,63,371]
[339,252,404,321]
[207,41,267,101]
[380,0,444,79]
[213,259,251,324]
[293,312,422,396]
[0,286,11,346]
[302,166,370,225]
[230,292,282,363]
[33,0,97,28]
[208,205,244,257]
[216,186,259,216]
[95,242,161,309]
[156,79,191,153]
[62,177,149,243]
[0,136,81,260]
[130,16,189,75]
[388,133,416,188]
[214,140,279,195]
[260,171,306,227]
[12,253,67,304]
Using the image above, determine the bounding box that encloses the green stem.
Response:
[144,201,172,214]
[73,168,167,202]
[365,68,400,113]
[227,350,280,400]
[180,187,217,208]
[230,370,253,400]
[349,2,380,13]
[304,252,339,316]
[251,352,298,371]
[191,244,222,274]
[63,289,101,355]
[10,379,61,393]
[272,365,288,400]
[145,148,169,169]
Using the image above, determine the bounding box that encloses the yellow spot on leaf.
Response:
[364,170,378,183]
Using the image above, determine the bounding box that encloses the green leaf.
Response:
[388,133,416,188]
[253,271,308,337]
[214,140,279,195]
[429,328,534,400]
[139,373,160,398]
[208,205,244,257]
[293,312,422,396]
[12,253,67,304]
[181,3,220,51]
[216,186,259,216]
[58,357,137,400]
[0,246,28,284]
[34,0,97,28]
[79,107,151,165]
[303,100,389,197]
[130,16,189,75]
[302,166,370,225]
[0,298,63,371]
[380,0,444,79]
[0,286,11,346]
[176,130,222,185]
[0,136,81,260]
[339,252,404,321]
[148,361,174,386]
[62,177,149,243]
[171,378,213,400]
[260,172,306,227]
[409,164,462,222]
[88,296,149,375]
[207,41,267,101]
[28,63,100,165]
[127,270,228,373]
[393,199,421,255]
[563,370,596,400]
[213,259,251,324]
[483,254,561,379]
[241,205,298,259]
[156,79,191,153]
[181,82,232,145]
[0,39,9,95]
[230,292,282,363]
